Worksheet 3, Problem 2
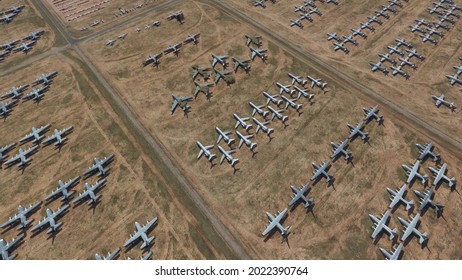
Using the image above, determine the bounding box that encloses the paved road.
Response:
[202,0,462,159]
[28,0,252,260]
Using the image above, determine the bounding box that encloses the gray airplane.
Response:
[330,139,352,161]
[307,76,327,90]
[0,234,24,260]
[360,21,375,31]
[375,9,390,19]
[387,184,414,211]
[288,183,313,209]
[300,13,313,22]
[432,94,456,111]
[1,84,28,99]
[211,53,229,68]
[167,10,184,23]
[12,41,36,54]
[402,160,428,185]
[379,53,397,65]
[290,19,304,29]
[245,34,263,47]
[391,65,410,79]
[293,86,314,101]
[327,33,341,41]
[382,4,397,13]
[416,142,440,163]
[233,113,253,131]
[370,62,389,75]
[419,33,438,45]
[164,43,182,56]
[249,102,269,118]
[236,131,257,151]
[32,71,57,86]
[347,122,369,142]
[369,210,398,240]
[45,176,81,202]
[3,146,38,168]
[406,49,425,60]
[250,47,268,62]
[83,153,114,178]
[184,33,200,45]
[398,213,428,245]
[192,65,212,80]
[22,85,49,103]
[379,243,403,260]
[387,45,403,56]
[409,24,426,33]
[281,95,302,113]
[446,74,462,86]
[310,161,334,184]
[263,91,283,106]
[252,117,274,138]
[367,15,383,25]
[363,105,384,124]
[428,163,456,189]
[105,39,116,46]
[0,142,15,163]
[426,27,444,37]
[217,145,239,167]
[453,65,462,76]
[267,106,289,125]
[0,49,9,61]
[415,18,431,26]
[288,73,307,86]
[333,42,350,54]
[395,38,413,49]
[42,126,74,148]
[196,141,216,163]
[123,217,158,249]
[0,202,42,230]
[232,57,251,73]
[438,15,456,24]
[413,188,443,216]
[143,53,163,67]
[194,81,214,100]
[72,179,107,206]
[399,57,417,70]
[351,28,368,39]
[254,0,266,8]
[170,95,193,115]
[0,99,18,118]
[95,248,120,260]
[30,205,70,234]
[261,208,290,242]
[216,127,235,146]
[214,68,234,86]
[22,30,44,41]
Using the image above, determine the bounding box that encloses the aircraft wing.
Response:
[123,232,141,247]
[19,132,34,143]
[3,153,20,166]
[0,214,19,228]
[170,100,179,113]
[261,221,276,236]
[3,234,24,251]
[72,190,90,204]
[41,134,57,145]
[143,217,158,232]
[30,217,50,232]
[23,202,42,216]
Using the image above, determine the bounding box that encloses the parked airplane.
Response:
[211,53,229,68]
[216,127,235,146]
[3,146,38,168]
[432,21,450,30]
[261,208,290,242]
[1,84,28,99]
[432,94,456,111]
[194,81,214,100]
[0,143,15,163]
[369,210,398,240]
[300,13,313,22]
[42,126,74,148]
[363,105,384,124]
[333,42,349,54]
[214,68,233,85]
[327,33,341,41]
[402,160,428,185]
[428,163,456,189]
[83,153,114,178]
[105,39,116,46]
[0,40,19,51]
[95,248,120,260]
[170,95,193,115]
[0,202,41,230]
[288,183,313,209]
[0,234,24,260]
[294,5,308,13]
[308,7,322,16]
[395,38,413,49]
[409,24,426,33]
[250,47,268,62]
[379,243,403,260]
[375,9,390,19]
[347,122,369,142]
[367,15,383,25]
[164,43,182,56]
[281,95,302,112]
[30,205,70,234]
[407,49,425,60]
[416,142,440,163]
[252,118,274,138]
[232,57,251,73]
[351,28,367,38]
[331,139,352,161]
[72,179,106,206]
[307,76,327,90]
[12,41,36,54]
[236,131,257,151]
[0,99,18,118]
[426,27,444,37]
[288,73,307,87]
[249,102,269,118]
[22,85,49,103]
[233,113,253,131]
[123,217,158,249]
[196,141,216,163]
[184,33,200,45]
[382,4,397,13]
[245,34,263,47]
[387,45,403,56]
[379,53,397,64]
[438,15,456,24]
[360,21,375,31]
[290,19,304,29]
[453,65,462,76]
[413,188,443,216]
[18,124,48,144]
[45,176,81,202]
[192,65,211,80]
[370,62,389,75]
[263,91,283,106]
[267,105,289,125]
[310,161,334,183]
[0,13,19,24]
[217,145,239,167]
[419,33,438,45]
[387,184,414,211]
[254,0,266,8]
[167,10,184,23]
[22,30,44,41]
[415,18,431,26]
[399,57,417,70]
[276,82,293,96]
[398,213,428,245]
[446,74,462,86]
[143,53,163,67]
[391,65,410,79]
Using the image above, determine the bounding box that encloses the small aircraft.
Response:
[428,163,456,189]
[196,141,216,163]
[45,176,81,202]
[123,218,158,249]
[387,184,414,211]
[216,127,235,146]
[261,208,291,242]
[288,183,313,209]
[310,161,334,184]
[432,94,456,111]
[217,145,239,168]
[379,243,403,260]
[170,95,193,115]
[0,202,42,230]
[369,210,398,240]
[30,205,70,235]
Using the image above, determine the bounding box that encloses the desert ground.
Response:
[79,0,462,260]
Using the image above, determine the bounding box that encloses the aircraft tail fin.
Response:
[231,159,239,168]
[419,232,428,244]
[390,228,398,240]
[406,200,415,211]
[250,143,257,151]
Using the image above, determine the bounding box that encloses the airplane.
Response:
[117,33,127,40]
[407,49,425,60]
[288,183,313,209]
[379,243,404,260]
[252,117,274,137]
[388,0,403,7]
[426,27,444,37]
[0,143,16,162]
[235,131,257,151]
[32,72,58,86]
[333,42,350,54]
[432,21,450,30]
[164,43,182,56]
[267,105,289,125]
[428,6,444,15]
[347,122,369,142]
[290,19,304,29]
[326,0,339,4]
[281,95,302,112]
[261,208,290,242]
[22,85,49,103]
[83,154,114,178]
[375,9,390,19]
[123,217,158,249]
[369,210,398,240]
[105,39,116,46]
[167,10,184,24]
[276,82,294,95]
[387,45,403,56]
[0,13,19,24]
[360,21,375,32]
[263,91,283,106]
[217,145,239,167]
[308,7,322,16]
[151,21,161,27]
[449,3,462,11]
[72,179,107,206]
[379,53,397,65]
[139,250,153,260]
[0,202,42,230]
[387,184,414,210]
[363,105,384,124]
[307,76,327,90]
[192,65,211,80]
[193,81,214,100]
[399,57,417,70]
[30,205,70,235]
[250,47,268,62]
[0,50,9,61]
[330,139,352,161]
[409,24,426,33]
[438,15,456,24]
[300,13,313,22]
[3,146,38,168]
[428,163,456,188]
[446,74,462,86]
[0,99,18,118]
[367,15,383,25]
[254,0,266,8]
[413,188,443,216]
[41,126,74,148]
[0,234,24,260]
[381,5,397,13]
[196,141,216,163]
[45,176,81,202]
[402,160,428,185]
[232,57,251,73]
[4,5,25,15]
[416,142,440,163]
[294,5,308,13]
[19,124,50,144]
[184,33,200,45]
[369,62,389,75]
[327,33,341,41]
[395,38,413,49]
[249,102,269,118]
[304,0,317,8]
[95,248,120,260]
[233,113,253,131]
[1,84,28,99]
[245,34,263,48]
[211,53,229,68]
[22,30,44,41]
[310,161,334,183]
[453,65,462,75]
[351,28,367,39]
[293,86,314,101]
[391,65,410,79]
[342,35,358,46]
[170,95,193,115]
[419,33,438,45]
[216,127,235,146]
[415,18,431,26]
[432,2,447,10]
[143,53,163,67]
[214,68,234,85]
[0,40,19,51]
[12,41,36,54]
[398,213,428,245]
[432,94,456,111]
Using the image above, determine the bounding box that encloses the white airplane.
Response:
[395,38,413,48]
[19,124,50,144]
[123,218,158,249]
[419,33,438,45]
[307,76,327,90]
[72,179,107,206]
[310,161,334,183]
[215,127,235,146]
[196,141,216,163]
[267,106,289,125]
[290,19,304,29]
[45,176,81,202]
[30,205,70,234]
[254,0,266,8]
[453,65,462,76]
[233,113,253,131]
[379,53,397,64]
[263,91,283,106]
[379,243,404,260]
[330,139,352,161]
[1,85,28,99]
[117,33,127,40]
[0,234,24,260]
[250,47,268,62]
[363,105,384,124]
[342,35,358,46]
[391,65,410,79]
[235,131,257,151]
[3,146,39,168]
[288,183,313,208]
[413,188,443,216]
[217,145,239,167]
[22,86,49,103]
[446,74,462,86]
[95,248,120,260]
[249,102,269,118]
[398,213,428,245]
[211,53,229,68]
[369,210,398,240]
[406,49,425,60]
[387,45,403,56]
[351,28,367,38]
[0,202,42,230]
[105,39,116,46]
[276,82,294,95]
[375,9,390,19]
[370,62,389,75]
[83,154,114,178]
[402,160,428,185]
[288,73,307,86]
[327,33,341,41]
[360,21,375,31]
[332,42,350,54]
[252,118,274,138]
[261,208,291,242]
[428,163,456,189]
[432,94,456,111]
[347,122,369,141]
[416,142,440,162]
[399,57,417,70]
[387,184,414,211]
[0,99,18,118]
[281,95,302,112]
[293,86,314,101]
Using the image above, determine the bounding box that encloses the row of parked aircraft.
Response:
[0,154,114,259]
[289,0,340,29]
[328,0,407,54]
[0,5,24,24]
[445,57,462,105]
[0,30,45,62]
